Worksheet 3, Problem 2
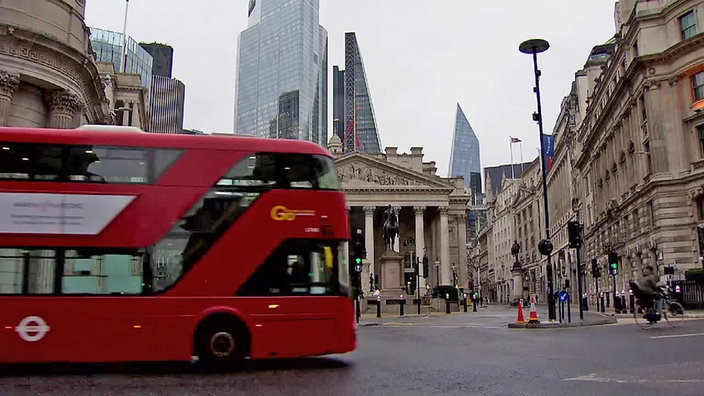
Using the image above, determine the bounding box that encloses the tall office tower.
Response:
[449,103,481,194]
[332,65,345,140]
[139,42,174,78]
[140,42,185,134]
[234,0,328,145]
[333,32,382,153]
[149,76,185,133]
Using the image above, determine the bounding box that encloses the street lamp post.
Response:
[519,38,556,321]
[435,259,441,288]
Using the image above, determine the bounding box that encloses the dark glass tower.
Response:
[139,42,173,78]
[332,65,345,140]
[234,0,328,145]
[332,32,382,153]
[449,103,481,194]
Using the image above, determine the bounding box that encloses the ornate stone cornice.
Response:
[0,28,108,123]
[439,206,450,215]
[337,162,423,186]
[0,70,20,98]
[46,90,82,114]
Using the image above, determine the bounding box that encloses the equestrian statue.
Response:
[382,205,399,252]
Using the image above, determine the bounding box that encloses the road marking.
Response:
[562,373,635,383]
[649,332,704,339]
[562,373,704,384]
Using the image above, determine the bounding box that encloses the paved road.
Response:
[1,306,703,395]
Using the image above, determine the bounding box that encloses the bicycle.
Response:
[629,281,685,329]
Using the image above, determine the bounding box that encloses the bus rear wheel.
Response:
[196,322,247,370]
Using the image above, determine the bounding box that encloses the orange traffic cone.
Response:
[516,299,525,324]
[528,295,540,324]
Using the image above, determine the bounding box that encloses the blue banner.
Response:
[542,134,555,157]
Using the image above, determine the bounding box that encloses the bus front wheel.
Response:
[195,319,248,370]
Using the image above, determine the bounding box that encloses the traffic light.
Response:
[664,266,675,275]
[352,235,364,273]
[608,252,619,275]
[567,221,582,248]
[591,258,601,279]
[422,256,429,279]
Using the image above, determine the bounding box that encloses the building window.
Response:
[640,94,647,124]
[680,11,697,40]
[699,125,704,158]
[693,71,704,102]
[699,197,704,220]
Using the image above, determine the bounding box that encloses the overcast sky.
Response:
[85,0,617,177]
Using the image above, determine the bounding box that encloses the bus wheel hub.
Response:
[210,332,235,357]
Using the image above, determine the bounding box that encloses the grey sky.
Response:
[85,0,617,176]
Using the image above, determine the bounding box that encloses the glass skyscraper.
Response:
[234,0,328,145]
[332,32,382,153]
[89,27,153,91]
[449,103,481,194]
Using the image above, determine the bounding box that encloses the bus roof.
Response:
[0,126,331,156]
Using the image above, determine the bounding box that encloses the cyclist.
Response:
[638,265,664,312]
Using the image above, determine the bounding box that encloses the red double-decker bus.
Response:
[0,126,354,368]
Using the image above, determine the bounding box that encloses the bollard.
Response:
[473,298,477,312]
[376,296,381,318]
[355,297,360,323]
[400,300,405,316]
[417,296,421,315]
[629,293,635,314]
[463,299,468,312]
[600,294,605,313]
[445,293,451,314]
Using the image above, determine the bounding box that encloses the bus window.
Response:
[0,249,55,294]
[0,142,182,183]
[83,147,149,183]
[0,248,145,295]
[237,240,348,296]
[223,153,340,190]
[63,250,144,294]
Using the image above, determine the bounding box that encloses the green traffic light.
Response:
[355,257,362,264]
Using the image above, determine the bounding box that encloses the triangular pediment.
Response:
[333,152,454,190]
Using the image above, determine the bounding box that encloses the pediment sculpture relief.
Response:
[336,163,422,186]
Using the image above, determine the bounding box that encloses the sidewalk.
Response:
[357,304,489,327]
[507,305,617,328]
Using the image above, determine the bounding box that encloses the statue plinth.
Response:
[379,250,405,299]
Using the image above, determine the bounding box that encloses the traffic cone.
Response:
[516,299,525,324]
[528,295,540,324]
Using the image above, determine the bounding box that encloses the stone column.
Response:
[363,206,375,293]
[457,213,468,288]
[439,206,450,286]
[414,206,426,292]
[46,90,82,129]
[0,70,20,126]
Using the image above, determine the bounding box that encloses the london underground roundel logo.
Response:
[15,316,50,342]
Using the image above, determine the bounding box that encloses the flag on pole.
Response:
[510,137,522,143]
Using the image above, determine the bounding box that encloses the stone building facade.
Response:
[470,0,704,309]
[328,136,472,298]
[574,0,704,296]
[0,0,112,128]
